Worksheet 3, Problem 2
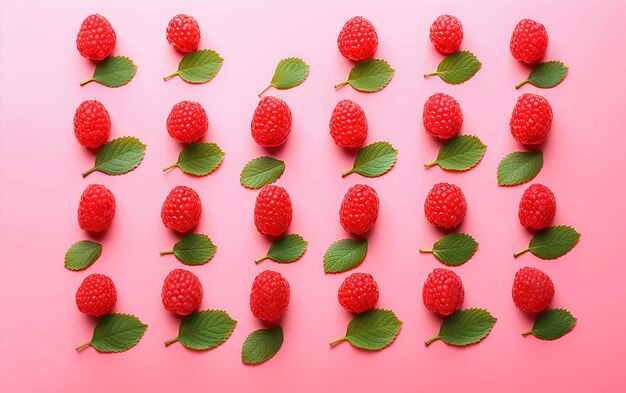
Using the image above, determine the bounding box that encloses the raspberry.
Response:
[73,100,111,148]
[422,268,464,316]
[429,15,463,54]
[78,184,116,232]
[251,96,292,147]
[338,273,379,313]
[76,14,116,61]
[512,267,554,313]
[329,100,368,148]
[254,185,292,236]
[339,184,379,235]
[519,184,556,230]
[161,186,202,233]
[166,14,201,53]
[424,183,467,229]
[161,269,203,315]
[510,93,553,145]
[76,274,117,316]
[510,19,548,64]
[250,270,290,321]
[337,16,378,61]
[166,101,208,143]
[422,93,463,139]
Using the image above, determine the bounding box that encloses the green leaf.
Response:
[516,61,569,89]
[425,308,497,346]
[163,143,224,176]
[335,59,394,92]
[76,313,147,353]
[523,309,577,340]
[241,327,284,365]
[424,135,486,171]
[330,309,402,350]
[424,51,481,84]
[82,136,146,177]
[164,310,237,350]
[240,156,285,189]
[256,234,307,264]
[514,225,581,259]
[342,141,397,178]
[80,56,138,87]
[64,240,102,271]
[161,233,217,266]
[323,239,368,273]
[420,233,478,266]
[259,58,310,97]
[164,49,224,84]
[497,151,543,186]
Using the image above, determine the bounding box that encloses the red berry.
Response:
[339,184,379,235]
[422,268,464,316]
[329,100,368,148]
[73,100,111,148]
[338,273,379,313]
[510,19,548,64]
[250,270,290,321]
[337,16,378,61]
[254,185,292,236]
[161,269,203,315]
[251,96,292,147]
[510,93,553,145]
[424,183,467,229]
[76,274,117,316]
[166,101,208,143]
[166,14,201,53]
[429,15,463,54]
[78,184,116,232]
[512,267,554,313]
[422,93,463,139]
[519,184,556,230]
[161,186,202,233]
[76,14,116,61]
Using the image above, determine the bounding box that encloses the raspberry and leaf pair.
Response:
[82,136,147,177]
[425,308,497,346]
[164,310,237,350]
[160,233,217,266]
[424,135,487,171]
[163,143,225,176]
[76,313,148,353]
[420,233,478,266]
[514,225,580,260]
[330,309,402,351]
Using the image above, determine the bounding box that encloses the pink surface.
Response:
[1,0,625,391]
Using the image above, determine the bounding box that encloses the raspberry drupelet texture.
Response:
[519,184,557,230]
[166,101,208,143]
[73,100,111,148]
[422,268,465,316]
[251,96,292,147]
[76,14,116,60]
[512,267,554,313]
[166,14,201,53]
[250,270,290,321]
[338,273,379,313]
[75,274,117,316]
[510,19,549,64]
[510,93,553,145]
[337,16,378,61]
[78,184,116,233]
[424,183,467,229]
[254,185,293,237]
[161,186,202,233]
[339,184,379,235]
[429,15,463,54]
[329,100,368,148]
[422,93,463,139]
[161,269,203,315]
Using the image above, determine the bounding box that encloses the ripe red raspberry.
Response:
[166,101,208,143]
[519,184,556,230]
[250,270,290,321]
[429,15,463,54]
[78,184,116,232]
[76,14,116,61]
[161,186,202,233]
[73,100,111,148]
[512,267,554,313]
[251,96,292,147]
[422,93,463,139]
[510,93,553,145]
[337,16,378,61]
[76,274,117,316]
[338,273,379,313]
[329,100,368,148]
[166,14,201,53]
[339,184,379,235]
[161,269,203,315]
[510,19,548,64]
[422,268,464,316]
[254,185,292,237]
[424,183,467,229]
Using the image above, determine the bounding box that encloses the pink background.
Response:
[1,0,625,391]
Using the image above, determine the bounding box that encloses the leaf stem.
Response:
[163,72,179,81]
[79,78,95,86]
[163,163,177,172]
[513,247,531,257]
[258,85,272,98]
[329,337,346,346]
[515,80,529,89]
[334,81,349,89]
[160,250,174,256]
[255,256,269,264]
[81,167,97,177]
[341,169,354,178]
[521,330,533,336]
[424,335,441,346]
[423,72,440,78]
[423,160,438,168]
[75,342,91,351]
[163,337,179,347]
[419,249,434,253]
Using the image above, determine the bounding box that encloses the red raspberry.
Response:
[251,96,292,147]
[424,183,467,229]
[519,184,556,230]
[510,93,553,145]
[337,16,378,61]
[422,93,463,139]
[339,184,379,235]
[166,101,208,143]
[166,14,201,53]
[73,100,111,148]
[161,269,203,315]
[78,184,116,232]
[76,14,116,61]
[250,270,290,321]
[254,185,292,237]
[161,186,202,233]
[512,267,554,313]
[422,268,464,316]
[429,15,463,54]
[329,100,368,148]
[76,274,117,316]
[338,273,379,313]
[510,19,549,64]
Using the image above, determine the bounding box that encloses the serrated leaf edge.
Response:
[342,141,398,178]
[329,308,403,351]
[424,308,497,347]
[424,135,486,171]
[164,309,237,351]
